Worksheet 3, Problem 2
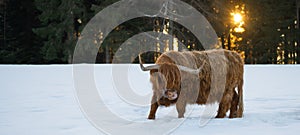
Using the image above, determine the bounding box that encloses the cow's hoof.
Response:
[148,115,155,120]
[215,115,225,118]
[229,113,237,118]
[236,112,243,118]
[236,114,243,118]
[178,115,184,118]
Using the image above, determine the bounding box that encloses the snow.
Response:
[1,64,300,135]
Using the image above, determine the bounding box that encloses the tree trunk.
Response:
[221,35,225,49]
[228,34,231,50]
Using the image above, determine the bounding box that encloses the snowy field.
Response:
[1,64,300,135]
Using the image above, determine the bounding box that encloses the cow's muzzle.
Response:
[163,89,178,100]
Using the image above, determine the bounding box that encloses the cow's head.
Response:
[149,63,180,101]
[139,54,203,102]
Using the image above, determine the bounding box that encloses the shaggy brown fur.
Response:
[143,49,244,119]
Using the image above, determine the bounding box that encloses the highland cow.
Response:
[139,49,244,119]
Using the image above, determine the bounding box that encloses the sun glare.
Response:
[233,13,243,24]
[234,27,245,33]
[231,12,245,33]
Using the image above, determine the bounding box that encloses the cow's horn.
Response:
[177,62,205,75]
[139,54,160,71]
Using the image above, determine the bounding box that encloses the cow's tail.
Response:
[237,75,244,118]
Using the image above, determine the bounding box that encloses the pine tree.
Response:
[0,0,42,64]
[241,0,297,64]
[34,0,95,63]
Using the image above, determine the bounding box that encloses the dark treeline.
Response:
[1,0,299,64]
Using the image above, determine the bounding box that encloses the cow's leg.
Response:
[176,101,186,118]
[237,79,244,118]
[148,95,159,120]
[176,95,187,118]
[229,90,238,118]
[216,90,233,118]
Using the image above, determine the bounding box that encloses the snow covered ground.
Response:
[1,64,300,135]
